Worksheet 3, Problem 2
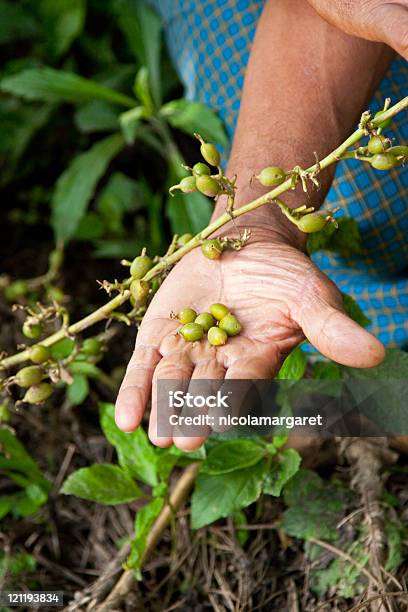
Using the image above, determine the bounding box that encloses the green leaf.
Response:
[74,212,106,240]
[0,428,50,490]
[277,347,307,380]
[233,510,249,546]
[39,0,85,58]
[282,469,351,541]
[119,106,145,144]
[307,217,362,257]
[0,67,136,108]
[342,349,408,434]
[50,338,76,360]
[127,496,165,577]
[74,100,119,133]
[0,496,15,520]
[384,519,407,572]
[61,464,142,504]
[134,67,154,114]
[0,1,38,44]
[160,99,229,147]
[191,462,266,529]
[99,403,158,486]
[342,293,371,327]
[98,172,144,235]
[201,439,265,475]
[0,101,53,180]
[312,361,342,380]
[263,448,301,496]
[51,133,124,243]
[67,375,89,405]
[69,362,101,378]
[116,0,162,107]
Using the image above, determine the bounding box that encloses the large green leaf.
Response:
[74,100,119,133]
[39,0,85,58]
[99,403,158,486]
[0,68,135,108]
[201,439,265,475]
[160,99,229,147]
[191,462,266,529]
[116,0,162,107]
[0,1,38,44]
[51,133,124,243]
[61,464,142,505]
[282,469,351,541]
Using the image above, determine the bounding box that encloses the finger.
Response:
[372,4,408,61]
[210,354,280,433]
[173,358,226,452]
[300,300,385,368]
[149,350,194,447]
[115,345,161,432]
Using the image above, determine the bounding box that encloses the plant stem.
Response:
[94,462,201,612]
[1,96,407,371]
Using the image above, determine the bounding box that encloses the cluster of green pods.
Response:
[175,303,241,347]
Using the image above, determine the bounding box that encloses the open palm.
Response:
[115,227,384,450]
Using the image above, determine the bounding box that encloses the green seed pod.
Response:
[177,308,197,325]
[374,110,392,130]
[195,312,215,332]
[196,175,220,198]
[179,176,197,193]
[29,345,51,364]
[23,382,53,404]
[4,280,28,302]
[130,279,150,303]
[177,233,193,247]
[256,166,286,187]
[192,162,211,176]
[200,142,220,167]
[210,303,230,320]
[130,255,154,280]
[207,326,228,346]
[367,135,387,155]
[370,153,397,171]
[81,338,102,356]
[201,239,223,260]
[297,212,327,233]
[179,322,204,342]
[15,366,44,388]
[22,321,43,339]
[219,313,242,337]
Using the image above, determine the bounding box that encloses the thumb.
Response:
[370,3,408,61]
[299,296,385,368]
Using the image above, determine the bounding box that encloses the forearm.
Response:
[214,0,394,246]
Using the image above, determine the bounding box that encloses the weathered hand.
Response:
[115,227,384,450]
[306,0,408,59]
